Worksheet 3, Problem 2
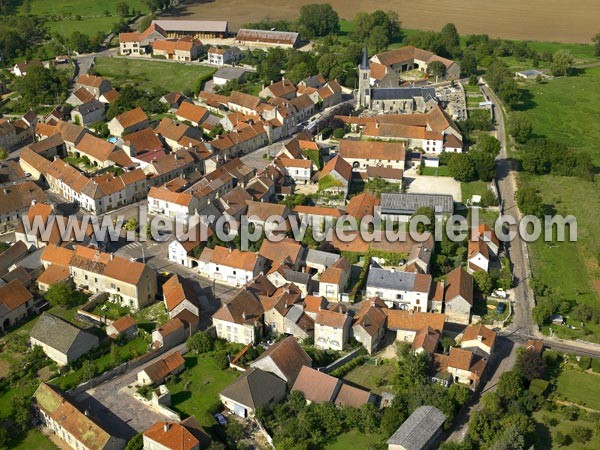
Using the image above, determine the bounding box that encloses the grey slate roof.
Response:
[220,368,286,410]
[387,405,445,450]
[380,193,454,215]
[30,312,99,355]
[213,67,248,81]
[371,87,436,102]
[75,99,104,116]
[283,269,311,286]
[285,304,304,323]
[367,267,416,291]
[305,249,339,267]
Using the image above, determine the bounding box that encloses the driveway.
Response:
[72,344,187,439]
[404,174,462,202]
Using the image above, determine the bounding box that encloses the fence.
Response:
[320,347,364,373]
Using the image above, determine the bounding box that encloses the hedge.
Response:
[578,356,592,370]
[591,358,600,373]
[330,354,368,378]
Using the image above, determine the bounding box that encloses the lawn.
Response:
[421,166,451,177]
[461,181,491,204]
[167,354,241,428]
[20,0,150,36]
[556,370,600,411]
[9,429,59,450]
[133,301,169,333]
[532,409,600,450]
[343,360,396,395]
[325,429,381,450]
[92,57,217,93]
[516,66,600,332]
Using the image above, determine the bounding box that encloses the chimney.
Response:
[110,253,114,261]
[163,423,169,432]
[477,335,483,342]
[409,309,414,316]
[242,310,247,320]
[31,199,37,206]
[53,155,60,161]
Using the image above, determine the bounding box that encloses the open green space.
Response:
[167,354,241,428]
[342,360,396,395]
[461,180,491,203]
[9,429,59,450]
[421,166,451,177]
[324,429,380,450]
[532,409,600,450]
[92,57,217,93]
[556,370,600,411]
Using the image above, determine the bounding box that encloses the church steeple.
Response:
[360,45,369,70]
[357,45,371,109]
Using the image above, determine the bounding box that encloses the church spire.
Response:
[360,45,369,69]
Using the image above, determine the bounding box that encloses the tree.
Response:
[448,153,476,181]
[368,25,389,52]
[0,147,8,160]
[69,31,92,53]
[555,431,571,447]
[116,1,129,17]
[124,433,143,450]
[593,33,600,57]
[396,344,428,391]
[440,23,460,56]
[515,186,545,218]
[298,3,340,38]
[110,343,122,366]
[473,271,493,295]
[427,60,447,78]
[571,426,593,443]
[411,206,435,233]
[496,370,525,400]
[45,281,74,307]
[12,394,30,431]
[13,66,70,109]
[440,336,456,353]
[0,426,8,448]
[477,135,501,156]
[462,50,478,76]
[508,113,533,144]
[124,217,139,231]
[550,49,574,77]
[516,348,546,381]
[187,331,214,354]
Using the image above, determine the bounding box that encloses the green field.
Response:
[342,360,396,395]
[461,180,492,204]
[515,67,600,337]
[422,166,451,177]
[20,0,149,36]
[167,354,241,428]
[325,429,380,450]
[556,370,600,410]
[9,429,59,450]
[93,57,217,92]
[532,409,600,450]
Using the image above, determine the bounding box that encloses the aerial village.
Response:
[0,13,534,450]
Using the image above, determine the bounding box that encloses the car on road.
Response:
[214,413,227,426]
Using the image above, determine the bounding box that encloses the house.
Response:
[235,28,300,49]
[198,245,266,287]
[160,92,188,110]
[12,59,42,77]
[379,193,454,223]
[460,324,496,358]
[293,205,343,231]
[106,315,138,340]
[71,99,105,126]
[259,78,297,100]
[352,298,388,354]
[0,181,47,232]
[0,279,35,332]
[339,140,407,171]
[291,366,342,404]
[444,267,474,325]
[148,186,200,220]
[108,107,149,137]
[334,383,375,408]
[212,67,248,86]
[468,239,490,273]
[151,37,202,61]
[411,326,441,354]
[228,91,262,115]
[445,347,488,390]
[472,223,500,256]
[318,256,351,302]
[99,89,120,104]
[33,383,125,450]
[406,242,434,274]
[137,351,186,385]
[152,317,188,349]
[75,74,112,98]
[30,313,100,365]
[0,117,33,150]
[266,264,312,299]
[345,192,380,221]
[212,289,264,344]
[66,87,95,107]
[366,267,432,311]
[245,201,291,233]
[151,20,228,39]
[154,118,204,151]
[259,237,304,270]
[163,274,200,319]
[387,310,446,344]
[261,284,306,338]
[119,22,166,55]
[40,245,157,311]
[143,417,211,450]
[319,155,352,197]
[176,102,209,127]
[387,405,445,450]
[274,157,312,184]
[0,241,29,277]
[524,339,544,354]
[250,336,312,385]
[220,368,287,418]
[208,46,242,66]
[315,308,352,351]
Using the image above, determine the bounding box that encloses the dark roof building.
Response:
[387,405,445,450]
[219,368,286,417]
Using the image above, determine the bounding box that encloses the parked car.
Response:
[497,302,505,314]
[214,413,227,426]
[492,289,509,299]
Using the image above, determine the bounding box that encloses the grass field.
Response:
[516,67,600,335]
[167,354,240,428]
[343,360,396,395]
[325,429,380,450]
[9,429,59,450]
[556,370,600,410]
[461,181,491,204]
[20,0,150,36]
[422,166,451,177]
[92,57,216,93]
[532,409,600,450]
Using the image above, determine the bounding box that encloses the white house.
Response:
[148,186,200,220]
[365,266,432,311]
[198,245,266,287]
[468,239,490,273]
[314,308,352,351]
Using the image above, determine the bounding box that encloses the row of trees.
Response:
[446,135,502,182]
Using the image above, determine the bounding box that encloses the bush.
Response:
[577,356,592,370]
[332,127,346,139]
[213,351,230,370]
[591,358,600,373]
[330,354,368,378]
